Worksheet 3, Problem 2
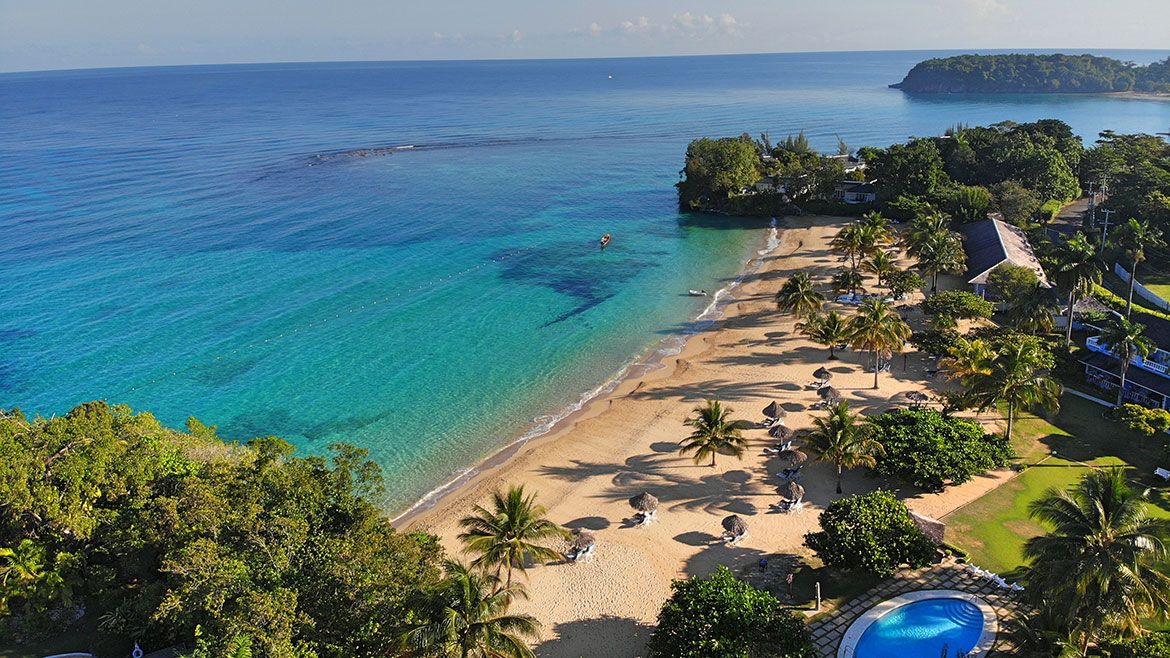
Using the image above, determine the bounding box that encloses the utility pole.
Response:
[1100,208,1117,250]
[1088,180,1097,225]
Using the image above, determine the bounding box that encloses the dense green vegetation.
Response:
[0,402,445,656]
[803,491,935,578]
[892,54,1170,94]
[866,409,1013,490]
[647,566,815,658]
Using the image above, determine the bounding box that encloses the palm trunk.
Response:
[1006,399,1015,442]
[711,452,717,467]
[836,464,843,494]
[1118,359,1130,407]
[1126,258,1138,319]
[931,271,938,293]
[828,345,837,360]
[872,349,880,389]
[1065,290,1076,346]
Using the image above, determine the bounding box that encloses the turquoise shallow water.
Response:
[854,598,985,658]
[1,50,1168,512]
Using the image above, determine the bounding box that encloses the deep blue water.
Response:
[1,50,1168,512]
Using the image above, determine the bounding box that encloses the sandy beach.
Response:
[402,214,1015,657]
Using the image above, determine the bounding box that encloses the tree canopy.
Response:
[892,54,1170,94]
[804,491,935,578]
[647,566,815,658]
[866,409,1013,490]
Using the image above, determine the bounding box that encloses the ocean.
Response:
[1,50,1168,513]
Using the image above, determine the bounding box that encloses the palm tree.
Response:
[962,337,1061,443]
[401,560,541,658]
[1007,286,1058,335]
[939,337,995,384]
[1098,316,1156,407]
[859,211,894,241]
[862,250,898,288]
[796,311,850,360]
[775,272,825,316]
[805,401,884,494]
[458,486,569,586]
[1053,231,1105,346]
[1110,218,1166,318]
[902,209,949,253]
[909,229,966,293]
[848,299,912,389]
[0,539,60,615]
[830,222,881,270]
[680,399,752,467]
[1022,470,1170,654]
[831,269,865,297]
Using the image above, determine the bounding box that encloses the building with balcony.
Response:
[1081,310,1170,409]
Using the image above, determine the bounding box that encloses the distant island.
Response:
[891,53,1170,94]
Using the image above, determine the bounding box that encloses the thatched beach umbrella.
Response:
[722,515,747,537]
[762,401,784,420]
[817,386,840,402]
[628,492,659,514]
[909,510,946,545]
[813,367,833,382]
[780,480,805,502]
[779,449,807,466]
[768,424,795,440]
[570,528,596,552]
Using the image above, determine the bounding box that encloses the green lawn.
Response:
[1136,268,1170,303]
[946,395,1170,575]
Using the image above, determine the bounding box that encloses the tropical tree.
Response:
[0,540,66,615]
[1053,231,1105,345]
[859,211,894,240]
[1022,469,1170,654]
[1110,217,1166,318]
[1007,286,1058,335]
[805,401,884,494]
[909,229,966,293]
[400,560,541,658]
[831,269,865,297]
[902,209,950,253]
[458,486,569,586]
[938,336,995,383]
[848,299,912,389]
[1098,316,1156,407]
[955,337,1061,442]
[680,400,752,467]
[830,223,881,270]
[775,272,825,316]
[796,311,851,360]
[862,250,898,288]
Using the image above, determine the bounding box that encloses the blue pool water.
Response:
[2,50,1168,513]
[854,598,986,658]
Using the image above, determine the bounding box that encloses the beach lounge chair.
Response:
[1156,467,1170,481]
[776,466,803,481]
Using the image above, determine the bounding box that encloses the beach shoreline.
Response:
[392,220,780,526]
[399,214,1016,657]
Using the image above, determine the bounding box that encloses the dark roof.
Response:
[1130,310,1170,351]
[835,180,875,193]
[1080,351,1170,396]
[958,218,1050,287]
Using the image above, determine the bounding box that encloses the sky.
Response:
[2,0,1169,73]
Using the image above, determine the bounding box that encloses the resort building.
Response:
[958,216,1050,297]
[1081,309,1170,409]
[831,180,877,204]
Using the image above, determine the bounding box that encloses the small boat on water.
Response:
[599,233,612,249]
[688,289,708,297]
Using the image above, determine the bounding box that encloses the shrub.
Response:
[1103,633,1170,658]
[1039,199,1063,224]
[1113,403,1170,437]
[867,409,1014,489]
[921,290,995,329]
[805,491,936,578]
[648,566,815,658]
[986,262,1039,303]
[909,329,960,358]
[886,270,926,299]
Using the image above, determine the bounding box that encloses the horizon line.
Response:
[3,45,1168,77]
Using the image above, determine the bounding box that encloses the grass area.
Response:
[946,394,1170,575]
[1139,269,1170,303]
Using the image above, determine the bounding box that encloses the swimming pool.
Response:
[837,590,997,658]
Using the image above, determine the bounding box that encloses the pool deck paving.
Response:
[805,558,1027,657]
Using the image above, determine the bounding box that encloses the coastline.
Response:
[391,220,780,526]
[398,214,1017,657]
